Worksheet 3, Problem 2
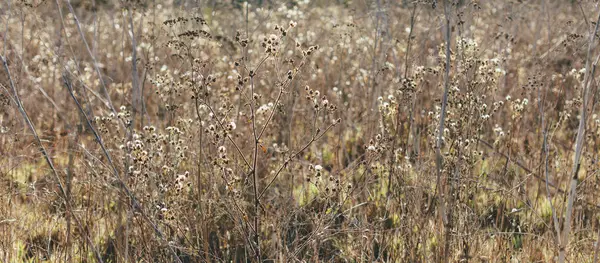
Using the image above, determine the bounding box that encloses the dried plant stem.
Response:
[433,0,452,259]
[558,8,600,263]
[539,85,562,252]
[403,2,417,79]
[369,0,383,112]
[193,91,211,262]
[2,3,102,261]
[258,122,337,200]
[64,0,120,120]
[2,38,64,118]
[120,6,140,261]
[384,2,418,239]
[594,226,600,263]
[257,56,306,141]
[388,0,417,195]
[591,53,600,263]
[244,51,314,260]
[251,81,261,262]
[127,6,140,123]
[249,58,262,262]
[1,54,105,263]
[62,74,184,263]
[202,102,252,169]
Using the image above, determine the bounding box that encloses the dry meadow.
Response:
[2,0,600,262]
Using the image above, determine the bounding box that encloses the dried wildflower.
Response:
[227,121,237,131]
[315,165,323,172]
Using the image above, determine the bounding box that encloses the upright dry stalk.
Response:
[534,11,562,249]
[64,0,120,119]
[383,3,417,257]
[591,53,600,263]
[242,4,262,260]
[63,74,184,263]
[594,228,600,263]
[558,8,600,263]
[369,0,383,112]
[542,105,562,253]
[435,0,451,260]
[539,78,562,227]
[2,2,103,261]
[0,57,104,263]
[249,59,263,263]
[122,6,140,262]
[403,3,417,79]
[127,6,140,123]
[246,54,275,261]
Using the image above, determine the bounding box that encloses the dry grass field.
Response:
[2,0,600,262]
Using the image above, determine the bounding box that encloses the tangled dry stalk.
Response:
[2,0,600,262]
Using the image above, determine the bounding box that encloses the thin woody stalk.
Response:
[1,53,104,262]
[435,0,452,259]
[558,8,600,263]
[62,74,184,263]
